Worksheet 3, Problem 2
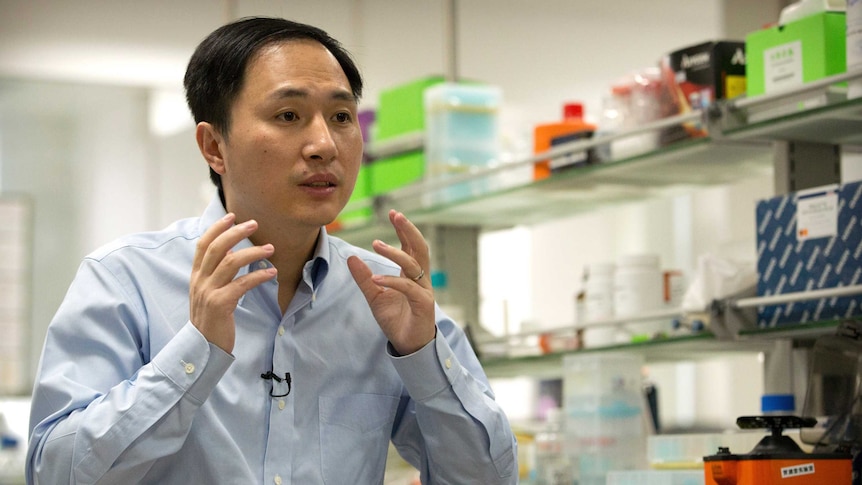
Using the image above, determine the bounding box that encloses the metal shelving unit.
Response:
[333,70,862,378]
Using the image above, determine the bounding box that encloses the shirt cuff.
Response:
[388,330,463,402]
[151,322,235,403]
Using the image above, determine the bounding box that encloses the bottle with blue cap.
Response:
[761,393,796,416]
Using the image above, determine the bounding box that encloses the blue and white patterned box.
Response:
[755,181,862,327]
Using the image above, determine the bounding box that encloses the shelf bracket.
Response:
[419,224,480,329]
[709,285,758,340]
[773,141,840,195]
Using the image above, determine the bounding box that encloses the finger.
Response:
[346,255,385,301]
[371,239,425,283]
[210,244,276,286]
[216,263,278,303]
[388,211,430,279]
[199,219,260,277]
[370,272,430,300]
[389,210,429,266]
[193,213,236,272]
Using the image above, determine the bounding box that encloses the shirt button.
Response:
[278,326,285,336]
[274,475,282,485]
[445,358,452,369]
[184,363,196,374]
[257,261,268,270]
[278,399,286,410]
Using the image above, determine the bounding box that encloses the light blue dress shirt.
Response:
[27,196,517,484]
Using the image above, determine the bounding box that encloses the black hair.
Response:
[183,17,364,200]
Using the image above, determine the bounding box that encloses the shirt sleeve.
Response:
[26,258,234,485]
[387,312,518,484]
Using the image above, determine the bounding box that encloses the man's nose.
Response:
[303,115,337,162]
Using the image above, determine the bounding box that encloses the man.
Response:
[26,17,517,484]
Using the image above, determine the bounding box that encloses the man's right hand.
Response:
[189,213,277,353]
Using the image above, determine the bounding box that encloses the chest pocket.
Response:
[319,393,401,485]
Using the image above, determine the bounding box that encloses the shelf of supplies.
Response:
[479,332,774,380]
[334,134,773,247]
[479,317,850,380]
[333,73,862,250]
[479,289,860,379]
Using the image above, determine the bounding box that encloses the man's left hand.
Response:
[347,210,436,356]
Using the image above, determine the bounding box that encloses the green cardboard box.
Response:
[745,11,846,97]
[370,76,447,197]
[375,76,445,141]
[369,150,425,196]
[335,164,372,226]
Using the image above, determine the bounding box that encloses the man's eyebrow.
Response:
[269,87,307,100]
[268,87,356,103]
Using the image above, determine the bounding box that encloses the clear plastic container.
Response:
[563,353,648,484]
[423,83,502,204]
[532,408,576,485]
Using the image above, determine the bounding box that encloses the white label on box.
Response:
[797,190,838,241]
[781,462,815,478]
[764,40,803,93]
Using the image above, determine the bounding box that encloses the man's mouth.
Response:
[304,181,335,188]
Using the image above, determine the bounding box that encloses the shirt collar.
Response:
[307,226,330,288]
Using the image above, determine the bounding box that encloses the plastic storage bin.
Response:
[563,353,648,485]
[423,83,502,204]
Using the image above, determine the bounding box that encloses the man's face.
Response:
[212,39,362,234]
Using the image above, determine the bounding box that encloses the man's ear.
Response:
[196,122,226,175]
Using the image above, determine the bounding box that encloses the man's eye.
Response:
[334,112,351,123]
[278,112,297,122]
